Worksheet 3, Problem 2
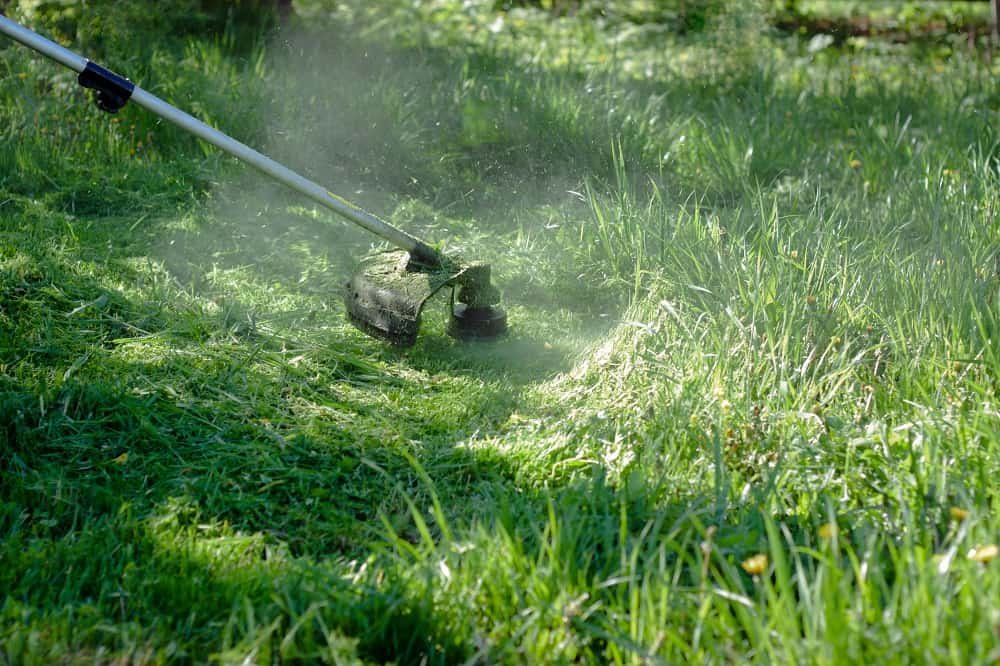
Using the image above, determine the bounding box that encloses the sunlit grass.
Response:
[1,0,998,663]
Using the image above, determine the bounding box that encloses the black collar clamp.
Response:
[78,61,134,113]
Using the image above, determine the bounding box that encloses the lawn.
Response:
[1,0,998,663]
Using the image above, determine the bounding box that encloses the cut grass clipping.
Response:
[1,0,998,664]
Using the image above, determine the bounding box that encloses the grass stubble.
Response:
[0,0,998,663]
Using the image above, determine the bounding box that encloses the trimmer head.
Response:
[448,304,508,341]
[345,250,507,347]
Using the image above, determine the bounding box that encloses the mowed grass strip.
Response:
[1,0,998,663]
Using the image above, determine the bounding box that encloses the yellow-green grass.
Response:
[1,1,997,663]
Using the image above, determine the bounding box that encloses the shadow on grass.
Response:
[1,195,578,562]
[0,201,734,663]
[2,432,754,664]
[3,10,997,661]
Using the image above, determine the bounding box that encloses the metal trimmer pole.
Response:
[0,13,440,266]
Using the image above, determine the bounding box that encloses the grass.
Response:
[1,0,998,663]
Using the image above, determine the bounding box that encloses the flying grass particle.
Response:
[967,545,998,564]
[741,553,768,575]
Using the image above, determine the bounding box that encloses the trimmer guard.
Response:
[345,250,504,347]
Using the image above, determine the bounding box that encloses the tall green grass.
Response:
[1,0,998,663]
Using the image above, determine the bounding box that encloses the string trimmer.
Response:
[0,14,508,347]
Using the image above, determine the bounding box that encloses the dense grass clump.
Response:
[1,0,998,663]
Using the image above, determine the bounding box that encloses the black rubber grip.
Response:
[77,61,134,113]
